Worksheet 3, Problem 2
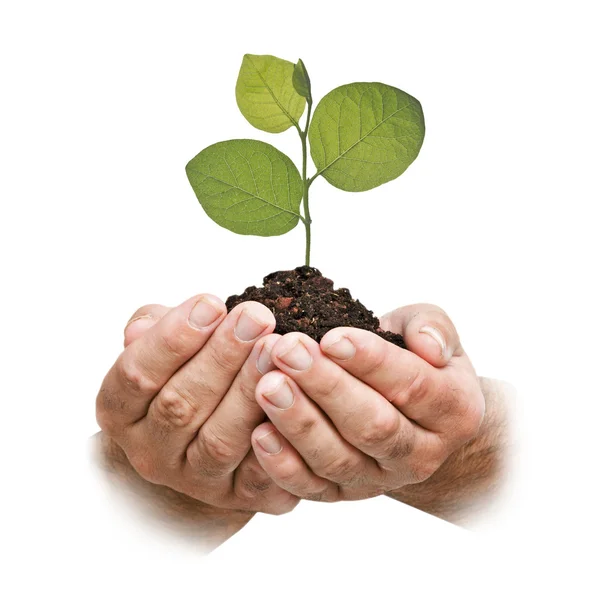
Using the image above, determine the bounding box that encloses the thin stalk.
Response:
[299,98,313,266]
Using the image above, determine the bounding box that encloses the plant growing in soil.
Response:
[185,55,425,345]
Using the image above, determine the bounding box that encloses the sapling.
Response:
[185,54,425,345]
[185,54,425,267]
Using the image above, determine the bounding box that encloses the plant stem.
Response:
[300,99,313,266]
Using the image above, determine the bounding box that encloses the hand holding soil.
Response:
[251,302,485,503]
[95,295,299,515]
[95,278,497,522]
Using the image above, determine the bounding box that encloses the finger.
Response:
[232,449,300,514]
[124,304,171,347]
[251,422,340,502]
[254,370,378,488]
[320,327,470,432]
[269,333,420,462]
[139,302,275,467]
[96,294,226,435]
[379,304,463,367]
[184,333,280,478]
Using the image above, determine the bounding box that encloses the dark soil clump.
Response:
[226,266,405,349]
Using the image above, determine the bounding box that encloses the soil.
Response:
[225,266,405,349]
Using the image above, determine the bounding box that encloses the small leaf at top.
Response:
[185,139,303,237]
[236,54,306,134]
[308,82,425,192]
[292,59,312,101]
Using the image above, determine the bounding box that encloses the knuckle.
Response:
[129,450,160,484]
[428,382,460,418]
[159,329,192,359]
[316,456,359,484]
[380,431,415,461]
[396,368,431,408]
[287,416,318,440]
[197,427,239,468]
[205,346,239,377]
[357,410,401,450]
[117,356,160,398]
[237,475,273,500]
[273,458,302,484]
[190,372,221,402]
[153,387,198,427]
[314,371,344,400]
[359,343,388,378]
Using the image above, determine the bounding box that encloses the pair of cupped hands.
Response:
[96,292,485,515]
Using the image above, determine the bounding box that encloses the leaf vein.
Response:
[316,99,413,178]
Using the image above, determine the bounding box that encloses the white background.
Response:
[1,0,599,591]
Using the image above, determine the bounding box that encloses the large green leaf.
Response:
[236,54,306,133]
[308,82,425,192]
[185,139,303,236]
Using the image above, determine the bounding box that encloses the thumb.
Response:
[379,303,463,368]
[123,304,171,347]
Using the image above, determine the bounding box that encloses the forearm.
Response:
[91,432,255,551]
[387,377,513,526]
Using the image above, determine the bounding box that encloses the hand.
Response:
[95,294,299,515]
[249,304,485,502]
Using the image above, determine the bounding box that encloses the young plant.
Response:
[185,54,425,266]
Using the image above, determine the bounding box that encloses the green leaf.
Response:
[185,139,303,237]
[308,82,425,192]
[292,59,312,101]
[236,54,306,133]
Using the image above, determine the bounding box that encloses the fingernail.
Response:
[235,309,269,342]
[189,297,222,329]
[277,340,312,371]
[125,315,154,333]
[322,336,356,360]
[256,344,275,375]
[263,377,294,409]
[256,431,282,455]
[419,325,448,359]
